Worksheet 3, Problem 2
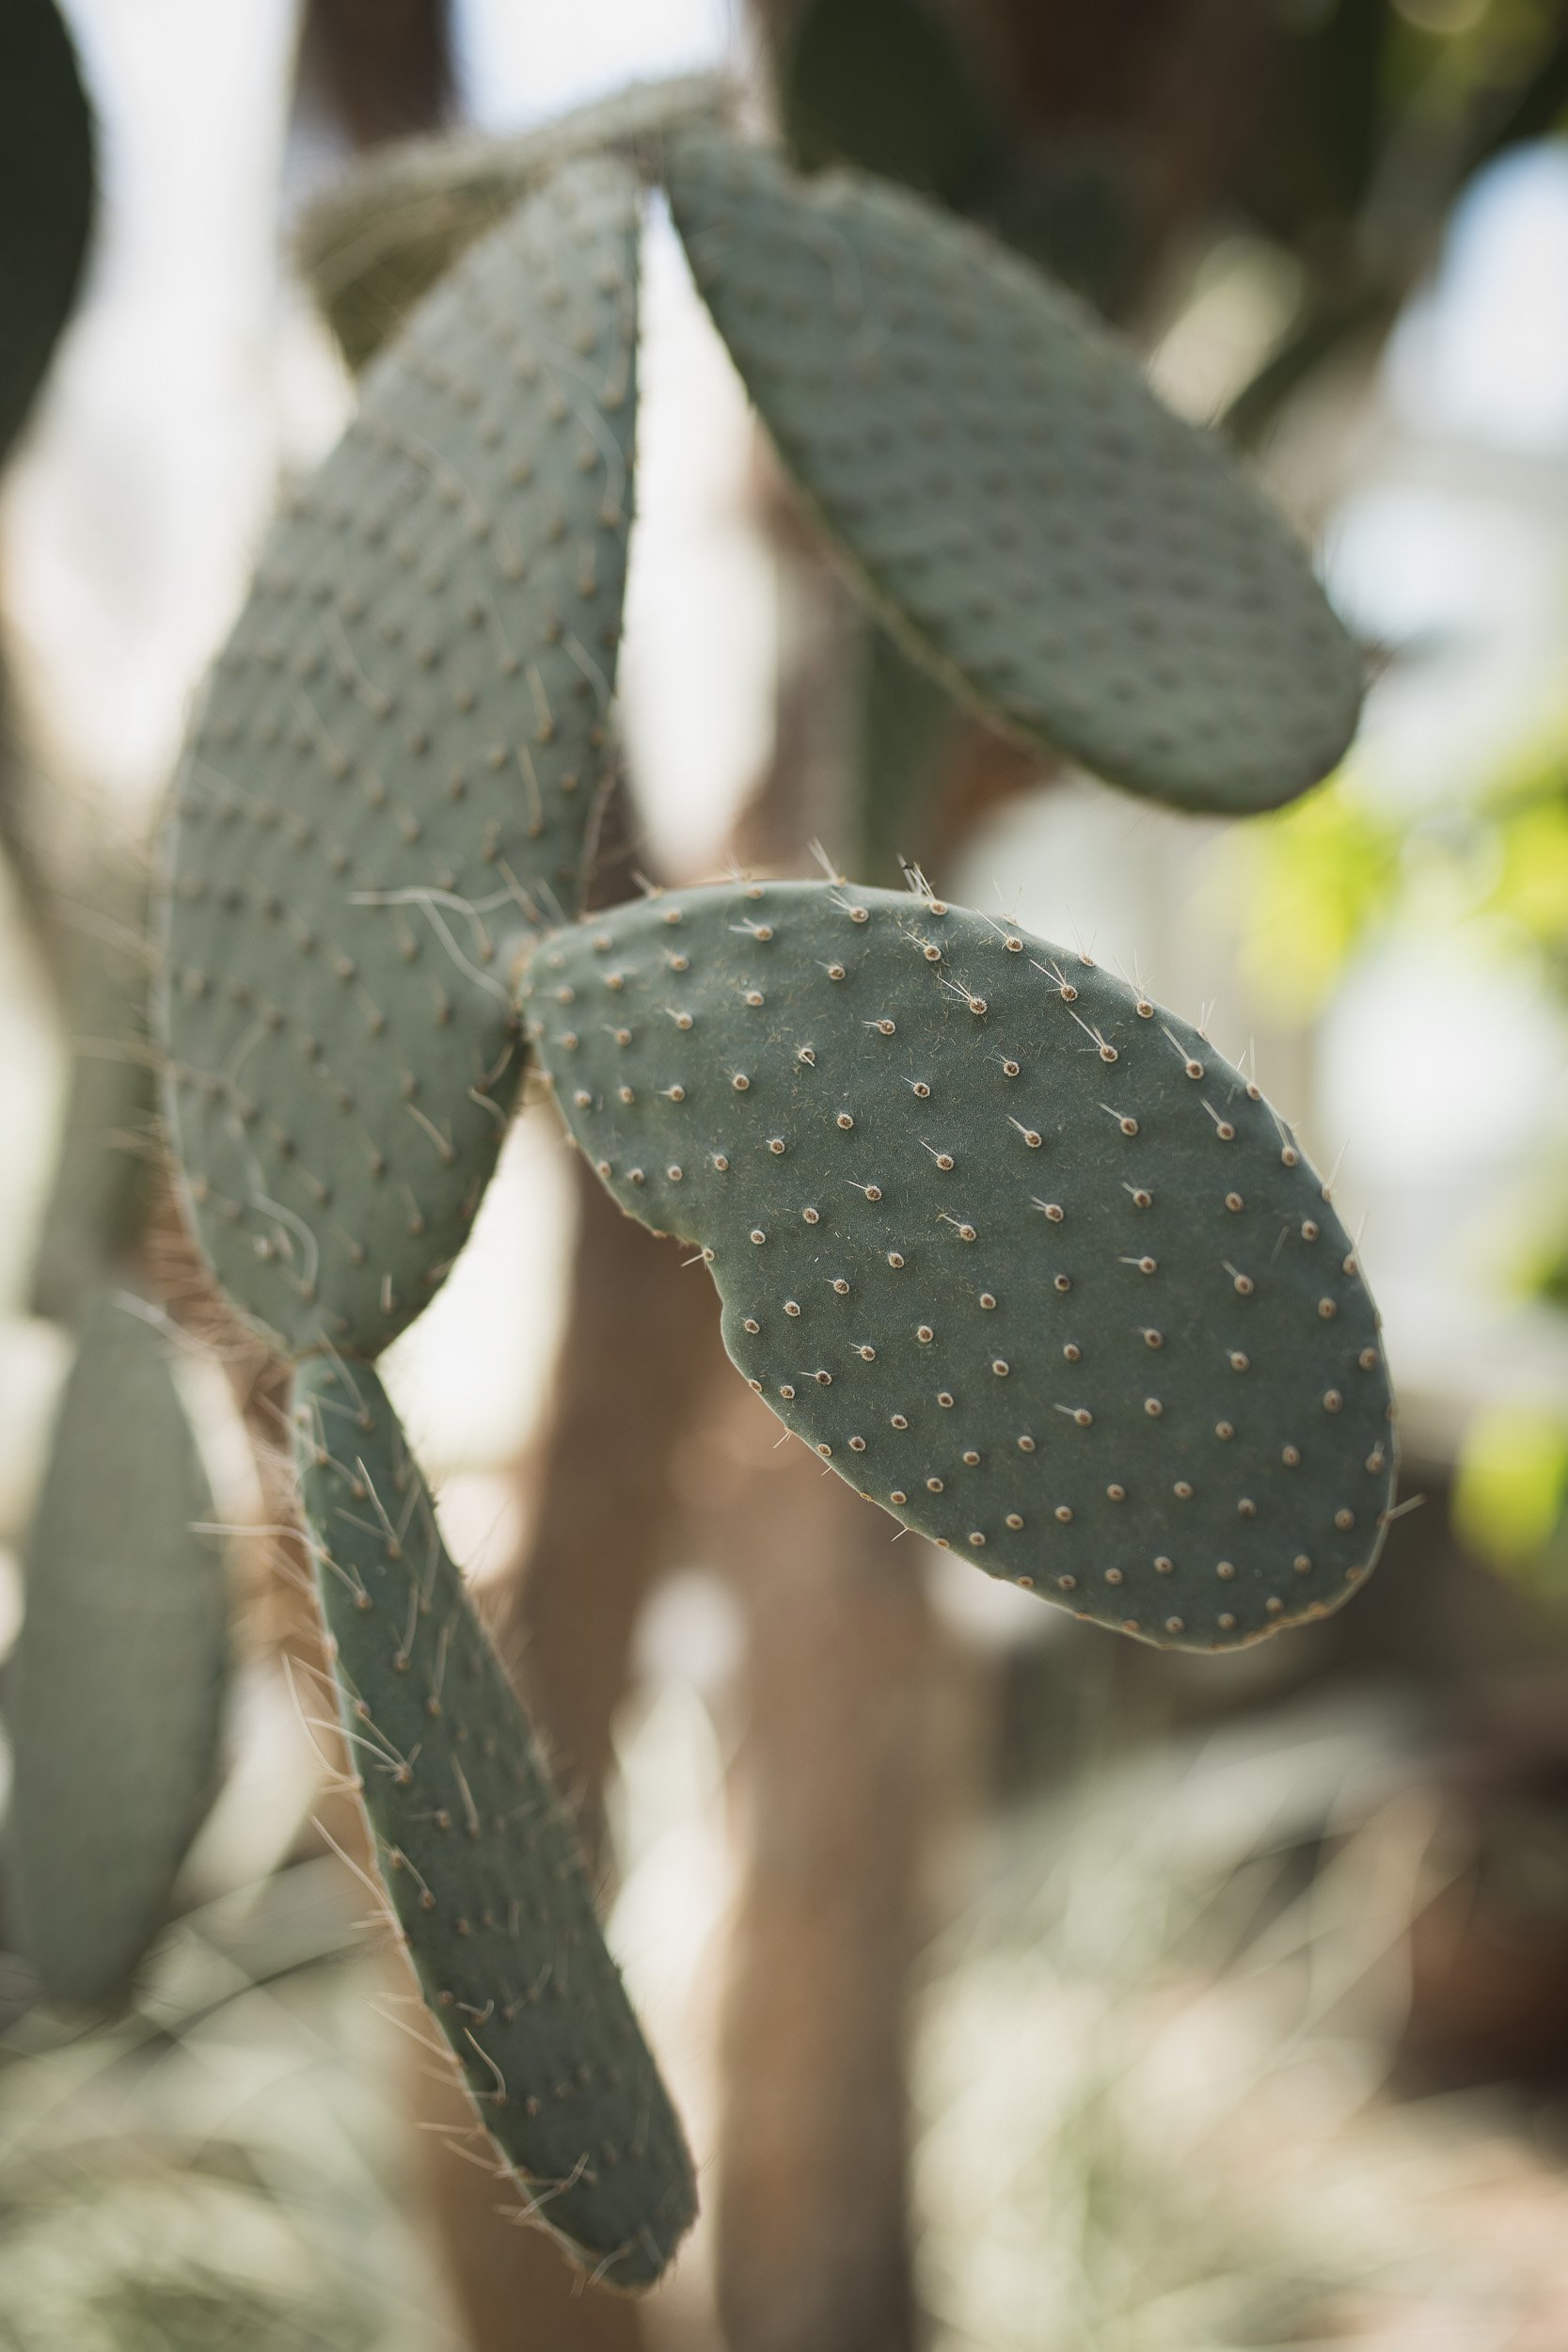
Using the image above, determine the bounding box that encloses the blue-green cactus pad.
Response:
[664,133,1362,815]
[525,881,1396,1651]
[294,1357,696,2288]
[160,156,640,1360]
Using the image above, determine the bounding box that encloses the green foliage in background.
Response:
[1454,1403,1568,1589]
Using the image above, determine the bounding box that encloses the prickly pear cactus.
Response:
[8,1290,229,2007]
[664,132,1361,814]
[524,882,1396,1649]
[143,99,1392,2297]
[294,1359,697,2288]
[160,155,640,1359]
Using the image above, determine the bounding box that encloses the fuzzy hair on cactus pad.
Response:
[160,156,640,1361]
[664,132,1361,816]
[525,881,1396,1652]
[293,1358,697,2289]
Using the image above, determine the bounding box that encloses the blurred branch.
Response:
[1221,279,1394,449]
[1484,7,1568,150]
[1224,0,1568,445]
[492,1154,724,1871]
[692,1391,978,2352]
[296,0,453,150]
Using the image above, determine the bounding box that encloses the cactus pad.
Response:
[293,1358,697,2287]
[161,157,640,1360]
[664,134,1361,815]
[525,881,1396,1651]
[9,1291,229,2006]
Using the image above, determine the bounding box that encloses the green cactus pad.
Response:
[293,1357,696,2288]
[160,156,640,1361]
[663,134,1361,815]
[524,881,1396,1652]
[0,0,94,463]
[8,1291,229,2007]
[300,76,722,374]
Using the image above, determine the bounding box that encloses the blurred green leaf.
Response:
[1224,773,1404,1016]
[1454,1403,1568,1583]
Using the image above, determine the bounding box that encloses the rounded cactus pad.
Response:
[663,133,1362,815]
[525,882,1396,1651]
[294,1358,697,2289]
[10,1291,229,2007]
[160,156,640,1360]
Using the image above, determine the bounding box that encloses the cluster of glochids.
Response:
[12,95,1389,2292]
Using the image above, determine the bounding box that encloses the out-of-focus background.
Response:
[4,2,1568,2346]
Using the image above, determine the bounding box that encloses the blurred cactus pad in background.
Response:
[9,1,1568,2345]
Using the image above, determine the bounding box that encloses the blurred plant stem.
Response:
[296,0,453,149]
[692,1383,986,2352]
[1224,1,1568,444]
[495,1154,726,1878]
